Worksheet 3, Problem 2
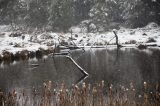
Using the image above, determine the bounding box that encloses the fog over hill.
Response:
[0,0,160,32]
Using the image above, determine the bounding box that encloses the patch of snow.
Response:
[0,22,160,55]
[0,25,12,32]
[69,26,82,33]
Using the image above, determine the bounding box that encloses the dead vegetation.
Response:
[0,81,159,106]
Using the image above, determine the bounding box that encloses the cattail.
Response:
[82,82,86,89]
[109,84,113,91]
[75,85,79,90]
[130,82,134,90]
[43,82,47,88]
[143,82,149,106]
[60,83,65,91]
[88,84,91,90]
[144,82,147,90]
[13,90,17,97]
[101,80,105,88]
[108,84,113,106]
[22,89,25,97]
[92,87,97,106]
[32,87,37,96]
[48,80,52,90]
[1,81,160,106]
[92,87,97,95]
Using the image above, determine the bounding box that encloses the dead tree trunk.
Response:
[113,31,121,48]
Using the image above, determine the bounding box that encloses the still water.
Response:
[0,48,160,92]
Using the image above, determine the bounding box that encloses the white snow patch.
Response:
[0,22,160,55]
[0,25,12,32]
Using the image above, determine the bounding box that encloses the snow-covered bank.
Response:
[0,32,51,55]
[0,23,160,58]
[66,22,160,46]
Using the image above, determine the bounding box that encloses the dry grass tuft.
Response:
[0,81,159,106]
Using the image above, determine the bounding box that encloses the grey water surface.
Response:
[0,48,160,92]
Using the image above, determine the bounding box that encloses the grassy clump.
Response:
[0,81,160,106]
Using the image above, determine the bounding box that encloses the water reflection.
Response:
[74,48,160,90]
[0,48,160,92]
[0,55,84,92]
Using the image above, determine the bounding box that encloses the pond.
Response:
[0,47,160,93]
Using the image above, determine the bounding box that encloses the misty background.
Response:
[0,0,160,32]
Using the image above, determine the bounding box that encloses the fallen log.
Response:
[59,46,107,49]
[66,55,89,76]
[145,43,157,47]
[53,52,69,56]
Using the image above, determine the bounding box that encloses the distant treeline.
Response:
[0,0,160,32]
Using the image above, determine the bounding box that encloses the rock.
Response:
[61,40,68,46]
[95,42,103,46]
[69,27,82,33]
[79,39,83,43]
[0,33,5,37]
[22,35,25,40]
[137,44,147,50]
[146,37,156,43]
[86,43,91,46]
[14,43,21,47]
[9,32,22,37]
[130,31,135,35]
[146,22,158,29]
[125,40,137,44]
[75,34,78,37]
[69,37,77,40]
[130,40,137,44]
[142,33,147,36]
[9,42,13,45]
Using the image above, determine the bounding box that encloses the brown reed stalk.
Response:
[108,84,113,106]
[143,82,150,106]
[1,81,160,106]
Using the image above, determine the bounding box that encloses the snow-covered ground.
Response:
[67,22,160,46]
[0,32,49,55]
[0,22,160,56]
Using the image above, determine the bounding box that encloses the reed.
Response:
[0,81,159,106]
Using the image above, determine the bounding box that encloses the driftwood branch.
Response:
[66,55,89,76]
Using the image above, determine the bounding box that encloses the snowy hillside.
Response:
[0,22,160,56]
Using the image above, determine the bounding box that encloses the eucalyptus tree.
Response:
[24,0,50,28]
[89,0,156,31]
[49,0,74,31]
[0,0,26,27]
[89,0,128,31]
